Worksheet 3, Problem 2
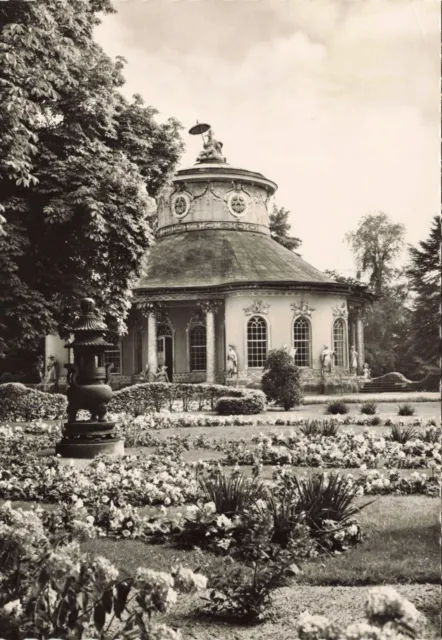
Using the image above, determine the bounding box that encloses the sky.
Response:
[95,0,439,275]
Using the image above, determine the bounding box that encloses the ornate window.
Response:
[104,343,121,374]
[293,317,311,367]
[333,318,346,367]
[247,316,267,367]
[190,325,207,371]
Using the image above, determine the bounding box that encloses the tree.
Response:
[0,0,184,363]
[269,205,302,252]
[261,348,303,410]
[345,213,406,295]
[406,216,440,374]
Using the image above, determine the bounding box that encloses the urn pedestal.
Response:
[56,298,124,459]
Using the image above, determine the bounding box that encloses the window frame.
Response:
[246,315,268,369]
[189,323,207,372]
[333,317,347,368]
[292,315,312,368]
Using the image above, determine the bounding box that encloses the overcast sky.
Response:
[95,0,439,275]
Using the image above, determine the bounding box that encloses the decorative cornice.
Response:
[332,302,348,319]
[156,220,270,238]
[197,300,223,314]
[243,299,270,316]
[290,299,316,317]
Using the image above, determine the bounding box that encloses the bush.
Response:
[325,400,349,415]
[261,348,303,410]
[299,419,340,438]
[199,471,266,516]
[360,401,377,415]
[0,383,67,422]
[108,382,266,415]
[390,424,419,444]
[215,393,265,415]
[369,415,382,426]
[398,403,415,416]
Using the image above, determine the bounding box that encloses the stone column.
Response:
[199,301,222,383]
[143,303,159,381]
[355,310,365,374]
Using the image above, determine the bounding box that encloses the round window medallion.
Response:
[227,191,249,218]
[171,193,191,219]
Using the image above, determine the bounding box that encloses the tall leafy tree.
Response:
[345,212,405,296]
[0,0,184,362]
[269,205,302,252]
[406,216,440,374]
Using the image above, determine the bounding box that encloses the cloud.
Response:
[95,0,439,272]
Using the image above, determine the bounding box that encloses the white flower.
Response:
[93,556,119,583]
[2,599,24,618]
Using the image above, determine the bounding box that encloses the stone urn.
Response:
[55,297,124,458]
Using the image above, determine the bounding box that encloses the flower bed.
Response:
[220,429,441,470]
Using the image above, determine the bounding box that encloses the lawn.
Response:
[81,495,440,639]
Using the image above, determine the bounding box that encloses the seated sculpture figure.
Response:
[196,128,226,163]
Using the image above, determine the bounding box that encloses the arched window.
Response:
[333,318,346,367]
[247,316,267,367]
[293,317,311,367]
[190,325,206,371]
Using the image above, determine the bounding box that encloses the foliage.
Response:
[406,216,441,375]
[198,471,266,517]
[261,348,303,410]
[109,382,266,415]
[0,0,184,360]
[297,586,425,640]
[398,404,415,417]
[276,473,368,545]
[0,502,206,640]
[215,394,265,415]
[269,204,302,252]
[0,382,66,421]
[299,419,340,437]
[226,430,441,470]
[325,400,349,415]
[390,424,418,444]
[360,402,377,415]
[370,416,382,426]
[345,212,406,295]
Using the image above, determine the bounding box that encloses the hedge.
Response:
[215,394,265,415]
[0,383,67,422]
[108,383,266,415]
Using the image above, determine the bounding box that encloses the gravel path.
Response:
[164,583,440,639]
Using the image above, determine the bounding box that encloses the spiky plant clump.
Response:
[398,403,416,416]
[360,401,378,415]
[325,401,349,415]
[390,424,418,444]
[198,471,267,516]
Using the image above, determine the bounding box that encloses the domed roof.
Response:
[135,126,343,295]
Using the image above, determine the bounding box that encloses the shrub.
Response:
[325,400,349,415]
[215,393,265,415]
[0,383,67,422]
[299,419,339,437]
[360,401,377,415]
[398,403,415,416]
[369,415,382,426]
[109,382,266,415]
[198,471,266,516]
[261,348,303,410]
[390,424,419,444]
[281,472,372,542]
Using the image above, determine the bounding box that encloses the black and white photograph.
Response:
[0,0,440,638]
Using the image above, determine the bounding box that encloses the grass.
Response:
[298,496,440,585]
[303,392,439,404]
[80,496,440,587]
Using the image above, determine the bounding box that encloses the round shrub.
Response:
[215,393,265,415]
[325,400,349,415]
[398,403,415,416]
[261,348,303,411]
[360,401,377,415]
